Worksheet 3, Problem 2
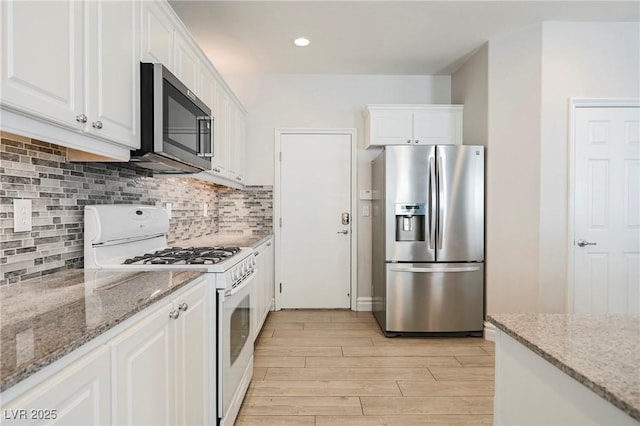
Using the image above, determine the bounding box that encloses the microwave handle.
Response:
[196,116,214,158]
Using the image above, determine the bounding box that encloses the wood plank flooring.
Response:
[236,310,495,426]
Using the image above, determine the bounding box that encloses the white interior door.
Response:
[278,132,352,309]
[573,106,640,314]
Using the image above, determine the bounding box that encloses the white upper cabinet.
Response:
[212,83,230,177]
[1,0,140,150]
[366,105,463,148]
[174,31,200,95]
[1,0,83,129]
[227,102,245,183]
[85,0,140,148]
[140,0,174,70]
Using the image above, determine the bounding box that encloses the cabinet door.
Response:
[265,239,275,312]
[85,0,140,149]
[199,66,216,112]
[2,346,111,426]
[1,0,83,128]
[174,31,199,94]
[140,0,174,69]
[212,85,230,176]
[413,109,463,145]
[227,103,246,182]
[111,302,174,426]
[173,280,209,426]
[368,110,413,146]
[253,249,265,338]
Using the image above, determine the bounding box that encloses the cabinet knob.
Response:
[75,114,87,123]
[178,303,188,312]
[414,140,419,144]
[92,121,103,129]
[406,139,411,144]
[213,167,221,173]
[169,310,180,320]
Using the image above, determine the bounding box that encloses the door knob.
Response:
[337,230,349,234]
[577,239,597,247]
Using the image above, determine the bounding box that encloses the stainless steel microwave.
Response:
[131,62,213,173]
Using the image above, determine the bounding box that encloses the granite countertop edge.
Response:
[487,314,640,422]
[1,271,203,393]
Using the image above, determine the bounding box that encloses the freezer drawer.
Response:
[384,262,484,334]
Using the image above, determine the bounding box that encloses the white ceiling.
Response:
[168,1,640,76]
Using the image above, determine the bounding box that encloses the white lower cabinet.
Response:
[173,280,209,426]
[1,346,111,426]
[253,238,275,338]
[111,278,209,425]
[0,276,211,426]
[111,300,174,425]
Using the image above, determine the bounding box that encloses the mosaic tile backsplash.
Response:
[0,132,272,285]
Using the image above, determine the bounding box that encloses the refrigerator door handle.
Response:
[389,266,482,273]
[429,156,436,250]
[437,156,444,250]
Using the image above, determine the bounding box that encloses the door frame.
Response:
[567,98,640,313]
[273,128,358,311]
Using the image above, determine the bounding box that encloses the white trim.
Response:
[567,98,640,313]
[483,321,496,342]
[356,297,373,312]
[273,128,358,311]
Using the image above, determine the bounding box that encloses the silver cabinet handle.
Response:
[169,310,180,320]
[406,139,411,144]
[577,239,597,247]
[75,114,87,123]
[414,140,419,144]
[92,121,103,129]
[178,303,188,312]
[337,229,349,234]
[213,167,221,173]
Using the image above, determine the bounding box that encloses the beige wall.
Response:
[486,24,544,313]
[538,22,640,312]
[453,21,640,314]
[451,43,489,147]
[226,74,451,302]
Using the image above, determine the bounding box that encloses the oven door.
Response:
[218,273,254,425]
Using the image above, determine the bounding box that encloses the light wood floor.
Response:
[236,309,495,426]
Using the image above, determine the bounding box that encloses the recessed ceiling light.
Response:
[293,37,310,47]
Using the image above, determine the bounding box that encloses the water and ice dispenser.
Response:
[394,203,426,241]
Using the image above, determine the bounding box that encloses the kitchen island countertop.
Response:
[0,269,203,392]
[488,313,640,421]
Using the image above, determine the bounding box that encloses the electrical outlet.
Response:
[203,203,208,217]
[14,199,32,232]
[166,203,172,219]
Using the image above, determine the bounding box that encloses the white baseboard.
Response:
[356,297,373,311]
[484,320,496,342]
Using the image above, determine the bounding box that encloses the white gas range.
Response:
[84,205,254,426]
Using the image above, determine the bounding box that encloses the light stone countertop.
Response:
[488,313,640,421]
[0,268,203,392]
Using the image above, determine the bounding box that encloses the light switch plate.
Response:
[14,199,32,232]
[359,189,373,200]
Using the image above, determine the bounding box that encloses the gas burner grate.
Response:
[123,246,241,265]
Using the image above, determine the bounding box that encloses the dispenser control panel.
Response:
[395,203,426,216]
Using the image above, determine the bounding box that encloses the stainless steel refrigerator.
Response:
[372,145,484,336]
